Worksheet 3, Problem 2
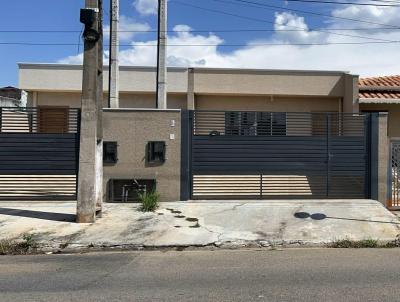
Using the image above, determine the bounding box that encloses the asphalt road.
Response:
[1,249,400,302]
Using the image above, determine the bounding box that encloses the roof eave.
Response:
[359,97,400,104]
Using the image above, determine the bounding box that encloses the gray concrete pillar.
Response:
[377,113,389,206]
[187,68,195,110]
[343,74,359,113]
[77,0,103,223]
[370,112,389,205]
[77,108,98,223]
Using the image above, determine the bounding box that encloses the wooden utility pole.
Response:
[156,0,167,109]
[77,0,103,223]
[108,0,119,108]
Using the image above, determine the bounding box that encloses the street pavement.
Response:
[1,248,400,301]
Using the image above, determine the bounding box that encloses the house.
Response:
[358,75,400,139]
[358,75,400,208]
[0,86,27,107]
[2,63,387,205]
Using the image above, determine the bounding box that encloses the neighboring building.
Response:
[0,86,27,107]
[19,63,359,113]
[359,75,400,138]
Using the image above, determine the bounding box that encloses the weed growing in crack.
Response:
[329,238,379,248]
[139,191,160,212]
[0,234,38,255]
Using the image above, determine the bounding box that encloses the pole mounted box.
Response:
[80,8,97,26]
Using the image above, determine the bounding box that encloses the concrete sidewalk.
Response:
[0,200,399,251]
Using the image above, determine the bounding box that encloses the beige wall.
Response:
[195,95,341,112]
[31,91,187,109]
[20,64,188,93]
[30,91,342,113]
[360,104,400,138]
[102,110,181,202]
[192,69,346,97]
[20,64,358,112]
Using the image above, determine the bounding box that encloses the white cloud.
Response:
[331,4,400,31]
[133,0,158,15]
[104,16,151,42]
[58,11,400,77]
[273,12,325,44]
[58,53,83,65]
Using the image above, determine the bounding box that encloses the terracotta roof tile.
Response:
[359,75,400,99]
[359,75,400,88]
[359,91,400,99]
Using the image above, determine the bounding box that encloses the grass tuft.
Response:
[329,238,379,248]
[139,191,160,212]
[0,234,38,255]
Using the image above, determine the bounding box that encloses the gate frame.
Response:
[181,110,380,201]
[388,137,400,209]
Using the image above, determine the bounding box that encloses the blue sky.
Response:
[1,0,399,87]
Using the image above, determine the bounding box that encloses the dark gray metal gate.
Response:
[0,107,80,200]
[389,140,400,208]
[187,111,370,200]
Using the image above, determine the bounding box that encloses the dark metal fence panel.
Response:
[0,107,80,200]
[0,133,78,175]
[190,110,369,200]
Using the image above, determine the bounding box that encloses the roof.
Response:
[359,75,400,103]
[0,86,22,100]
[359,75,400,88]
[18,63,351,76]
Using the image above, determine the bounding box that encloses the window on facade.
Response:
[225,112,287,136]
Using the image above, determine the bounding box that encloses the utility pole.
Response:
[108,0,119,108]
[156,0,167,109]
[96,0,104,216]
[77,0,103,223]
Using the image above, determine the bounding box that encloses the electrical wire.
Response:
[272,0,400,6]
[172,1,400,42]
[0,26,399,33]
[0,41,399,46]
[212,0,400,28]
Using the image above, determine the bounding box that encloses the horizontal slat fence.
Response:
[0,107,80,200]
[190,111,369,200]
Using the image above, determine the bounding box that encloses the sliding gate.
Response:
[189,111,370,200]
[0,107,80,200]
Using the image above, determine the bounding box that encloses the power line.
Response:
[214,0,400,28]
[273,0,400,6]
[0,26,399,33]
[0,41,399,46]
[172,1,399,42]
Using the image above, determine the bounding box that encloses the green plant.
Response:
[329,238,379,248]
[0,234,38,255]
[21,234,37,250]
[139,191,160,212]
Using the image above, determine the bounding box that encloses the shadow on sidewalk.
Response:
[0,207,75,222]
[294,212,400,225]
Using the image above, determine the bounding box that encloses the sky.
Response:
[1,0,400,87]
